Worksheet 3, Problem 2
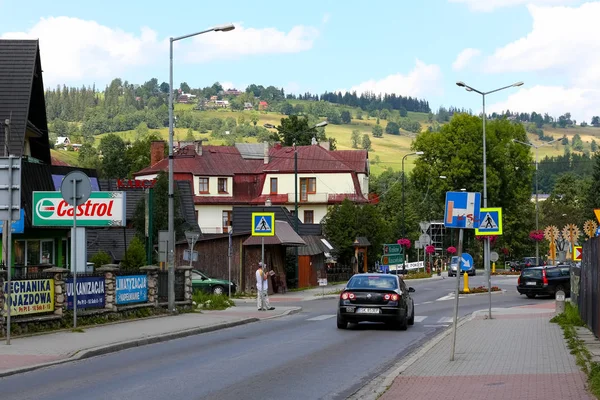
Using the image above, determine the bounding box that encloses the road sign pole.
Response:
[228,229,232,298]
[5,156,14,345]
[72,177,78,328]
[450,228,464,362]
[261,236,265,273]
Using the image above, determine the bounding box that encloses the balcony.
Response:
[287,192,328,203]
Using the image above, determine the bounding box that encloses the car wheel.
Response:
[337,313,347,330]
[472,270,476,276]
[408,304,415,326]
[526,294,536,299]
[212,285,224,295]
[396,308,408,331]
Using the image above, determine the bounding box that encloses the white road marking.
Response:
[424,324,450,328]
[306,314,336,321]
[422,301,433,304]
[436,293,454,301]
[438,317,454,324]
[414,316,427,323]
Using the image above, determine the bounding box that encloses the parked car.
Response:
[513,257,544,272]
[517,265,570,299]
[191,269,237,296]
[448,256,476,277]
[337,273,415,330]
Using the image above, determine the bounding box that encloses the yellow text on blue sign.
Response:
[252,212,275,236]
[3,279,55,316]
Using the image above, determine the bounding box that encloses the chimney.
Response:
[319,141,330,151]
[274,141,282,150]
[150,141,165,165]
[263,141,269,164]
[194,140,203,156]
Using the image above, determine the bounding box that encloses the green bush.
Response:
[90,250,112,268]
[121,236,146,271]
[192,290,235,310]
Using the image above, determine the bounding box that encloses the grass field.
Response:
[83,100,600,175]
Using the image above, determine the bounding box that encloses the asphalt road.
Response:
[0,273,552,400]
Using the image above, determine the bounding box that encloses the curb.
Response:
[259,306,302,320]
[0,317,260,378]
[347,311,478,400]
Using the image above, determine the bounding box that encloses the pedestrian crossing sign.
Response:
[252,212,275,236]
[475,207,503,236]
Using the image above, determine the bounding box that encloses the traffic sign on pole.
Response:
[475,207,503,236]
[444,192,481,229]
[252,212,275,236]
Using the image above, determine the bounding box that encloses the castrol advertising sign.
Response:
[32,192,126,227]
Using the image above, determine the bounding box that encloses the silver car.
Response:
[448,256,476,277]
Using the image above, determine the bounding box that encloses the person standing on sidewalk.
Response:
[256,262,275,311]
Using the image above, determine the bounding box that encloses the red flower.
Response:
[397,238,411,249]
[529,230,544,242]
[447,246,457,254]
[500,247,509,255]
[476,235,497,244]
[425,245,436,254]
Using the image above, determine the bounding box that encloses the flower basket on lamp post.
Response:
[397,238,411,272]
[425,245,435,274]
[529,230,544,242]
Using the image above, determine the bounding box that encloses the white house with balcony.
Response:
[133,140,370,235]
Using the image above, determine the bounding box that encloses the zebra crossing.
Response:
[306,314,453,325]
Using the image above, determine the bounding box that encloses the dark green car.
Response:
[191,269,237,296]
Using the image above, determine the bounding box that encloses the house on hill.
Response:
[258,101,268,111]
[55,136,70,148]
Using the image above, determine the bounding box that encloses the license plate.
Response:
[357,308,380,314]
[345,307,355,312]
[526,282,537,286]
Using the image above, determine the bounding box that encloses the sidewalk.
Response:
[0,305,300,378]
[362,302,594,400]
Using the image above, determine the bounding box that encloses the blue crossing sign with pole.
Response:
[475,207,503,236]
[252,212,275,236]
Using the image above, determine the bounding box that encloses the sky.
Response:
[1,0,599,122]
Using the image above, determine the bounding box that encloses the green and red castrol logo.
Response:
[32,192,126,227]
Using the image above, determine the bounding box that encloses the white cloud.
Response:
[487,85,600,123]
[449,0,578,12]
[342,59,443,98]
[1,17,319,87]
[183,23,319,63]
[452,48,481,71]
[322,13,331,23]
[483,2,600,122]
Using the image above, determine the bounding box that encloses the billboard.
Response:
[32,191,126,227]
[115,275,148,305]
[66,277,106,310]
[3,279,55,316]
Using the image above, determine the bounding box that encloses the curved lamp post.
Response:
[167,23,235,312]
[456,80,523,319]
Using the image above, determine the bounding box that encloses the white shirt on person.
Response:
[256,269,267,291]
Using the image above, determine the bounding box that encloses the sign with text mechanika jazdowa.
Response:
[2,279,55,316]
[32,191,126,227]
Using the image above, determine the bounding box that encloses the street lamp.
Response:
[264,121,328,287]
[401,151,424,271]
[456,80,523,319]
[513,138,559,267]
[167,23,235,311]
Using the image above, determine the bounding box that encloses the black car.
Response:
[517,265,570,299]
[337,273,415,330]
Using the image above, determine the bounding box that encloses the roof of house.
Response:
[297,235,335,256]
[264,145,358,173]
[86,228,138,262]
[134,145,263,177]
[0,40,50,163]
[242,220,306,247]
[330,150,369,174]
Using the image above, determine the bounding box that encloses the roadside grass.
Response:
[403,271,432,280]
[459,286,501,294]
[192,290,235,310]
[550,302,600,398]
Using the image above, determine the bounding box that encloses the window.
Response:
[199,177,209,193]
[304,210,314,224]
[270,178,278,194]
[300,178,316,201]
[15,239,55,266]
[222,210,232,233]
[218,178,228,193]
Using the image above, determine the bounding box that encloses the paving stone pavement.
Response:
[380,304,594,400]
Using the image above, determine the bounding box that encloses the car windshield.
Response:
[347,276,398,290]
[523,257,537,264]
[451,256,459,265]
[192,271,207,280]
[522,269,542,278]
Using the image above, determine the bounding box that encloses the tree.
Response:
[125,133,161,174]
[541,173,589,229]
[356,110,363,120]
[274,115,318,146]
[592,140,598,152]
[250,112,259,127]
[411,114,535,257]
[385,121,400,135]
[78,143,100,170]
[160,82,170,93]
[98,134,129,178]
[341,110,352,124]
[135,122,149,140]
[585,153,600,219]
[280,102,294,115]
[592,116,600,127]
[351,130,361,148]
[399,107,408,118]
[186,128,195,141]
[572,133,584,151]
[322,199,390,268]
[90,250,112,268]
[180,82,191,93]
[121,236,146,271]
[361,134,371,150]
[372,124,383,138]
